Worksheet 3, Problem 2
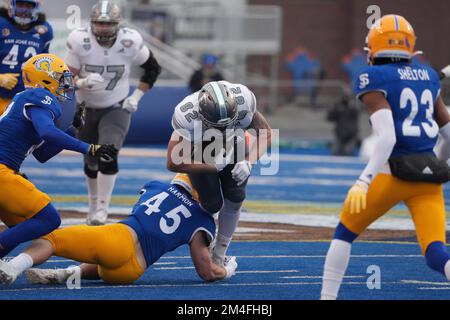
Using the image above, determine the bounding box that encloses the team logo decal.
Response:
[35,25,48,35]
[2,28,10,37]
[35,56,53,73]
[121,39,134,48]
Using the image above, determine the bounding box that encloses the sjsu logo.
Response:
[35,57,53,73]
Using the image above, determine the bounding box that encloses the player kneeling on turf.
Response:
[0,174,237,285]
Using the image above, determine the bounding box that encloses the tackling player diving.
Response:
[321,15,450,300]
[0,174,237,285]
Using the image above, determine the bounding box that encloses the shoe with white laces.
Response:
[88,209,108,226]
[0,260,19,285]
[26,267,74,285]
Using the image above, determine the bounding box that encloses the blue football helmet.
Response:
[8,0,41,26]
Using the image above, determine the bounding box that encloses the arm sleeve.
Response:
[32,127,78,163]
[28,107,89,155]
[435,122,450,160]
[358,108,397,185]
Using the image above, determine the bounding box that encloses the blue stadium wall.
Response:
[59,86,191,145]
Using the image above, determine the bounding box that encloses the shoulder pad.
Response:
[66,28,92,55]
[118,27,144,49]
[25,89,61,119]
[354,66,386,100]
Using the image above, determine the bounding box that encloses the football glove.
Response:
[72,103,86,129]
[231,160,252,186]
[441,65,450,79]
[122,89,144,113]
[344,180,369,215]
[0,73,19,90]
[223,256,238,279]
[88,144,118,162]
[76,73,104,89]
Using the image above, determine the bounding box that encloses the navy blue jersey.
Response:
[121,181,216,267]
[354,62,441,156]
[0,88,61,171]
[0,16,53,98]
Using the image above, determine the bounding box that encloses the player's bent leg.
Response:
[94,108,131,225]
[188,171,223,214]
[0,204,60,258]
[42,224,135,269]
[406,186,450,279]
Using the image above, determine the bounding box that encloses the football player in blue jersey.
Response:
[0,53,117,260]
[0,174,237,285]
[0,0,53,114]
[320,15,450,300]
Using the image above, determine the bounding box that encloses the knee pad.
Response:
[98,154,118,175]
[425,241,450,275]
[84,164,98,179]
[223,187,246,204]
[201,196,224,215]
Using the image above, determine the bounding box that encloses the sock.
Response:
[9,253,33,275]
[86,177,98,214]
[97,173,117,213]
[445,261,450,281]
[0,203,61,258]
[321,239,352,300]
[425,241,450,277]
[213,199,242,260]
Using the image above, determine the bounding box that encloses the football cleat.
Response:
[26,268,72,284]
[0,260,19,285]
[87,208,108,226]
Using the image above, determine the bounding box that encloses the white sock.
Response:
[321,239,352,300]
[444,260,450,281]
[97,173,117,212]
[213,199,242,259]
[86,177,98,213]
[9,253,33,275]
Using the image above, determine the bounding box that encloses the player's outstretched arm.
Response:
[247,111,272,163]
[189,232,237,282]
[32,127,78,163]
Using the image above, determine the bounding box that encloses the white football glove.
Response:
[214,146,234,172]
[231,160,252,186]
[442,65,450,78]
[223,256,237,279]
[76,73,104,89]
[122,89,145,113]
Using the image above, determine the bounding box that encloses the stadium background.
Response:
[2,0,450,300]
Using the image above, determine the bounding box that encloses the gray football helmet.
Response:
[90,1,121,46]
[198,82,238,130]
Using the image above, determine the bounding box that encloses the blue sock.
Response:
[0,203,61,258]
[334,222,358,243]
[425,241,450,276]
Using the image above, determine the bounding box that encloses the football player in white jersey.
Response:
[167,81,272,265]
[65,1,161,225]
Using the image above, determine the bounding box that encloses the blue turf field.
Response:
[1,241,450,300]
[0,149,449,300]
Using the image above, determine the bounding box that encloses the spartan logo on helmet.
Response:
[90,0,122,47]
[198,82,238,130]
